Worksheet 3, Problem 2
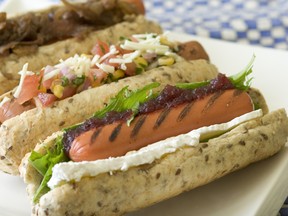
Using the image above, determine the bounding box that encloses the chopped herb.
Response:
[119,36,128,41]
[100,44,106,54]
[72,75,85,86]
[136,67,143,74]
[61,76,69,87]
[38,76,43,90]
[139,63,147,68]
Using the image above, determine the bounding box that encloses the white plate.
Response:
[0,2,288,216]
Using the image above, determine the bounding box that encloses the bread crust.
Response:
[0,59,218,175]
[0,15,162,94]
[20,108,288,216]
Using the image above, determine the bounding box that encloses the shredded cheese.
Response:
[96,63,115,73]
[43,68,61,81]
[109,50,141,64]
[121,40,170,55]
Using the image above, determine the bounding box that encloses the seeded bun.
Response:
[20,105,288,215]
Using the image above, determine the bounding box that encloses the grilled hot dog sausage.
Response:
[178,41,210,61]
[69,89,253,162]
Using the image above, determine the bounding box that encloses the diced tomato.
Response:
[61,86,77,99]
[91,40,110,56]
[37,93,57,107]
[0,100,35,123]
[89,69,108,87]
[16,74,40,105]
[124,62,137,76]
[42,77,54,89]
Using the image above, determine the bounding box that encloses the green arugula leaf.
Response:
[176,55,255,91]
[229,54,255,90]
[29,136,69,203]
[94,82,160,119]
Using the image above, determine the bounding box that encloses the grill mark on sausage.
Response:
[226,89,243,107]
[131,115,147,138]
[90,128,102,144]
[153,107,171,129]
[202,91,224,113]
[177,101,194,122]
[109,124,122,142]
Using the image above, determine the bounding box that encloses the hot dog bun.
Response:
[0,59,218,175]
[19,88,288,216]
[0,15,162,95]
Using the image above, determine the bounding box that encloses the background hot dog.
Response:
[0,0,155,95]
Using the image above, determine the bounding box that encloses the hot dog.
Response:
[69,89,254,162]
[0,33,217,175]
[19,58,288,216]
[0,0,157,94]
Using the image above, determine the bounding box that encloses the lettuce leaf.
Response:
[29,136,68,203]
[176,55,255,90]
[228,54,255,90]
[94,82,160,119]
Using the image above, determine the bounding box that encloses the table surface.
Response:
[0,0,287,215]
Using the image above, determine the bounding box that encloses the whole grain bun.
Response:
[20,104,288,216]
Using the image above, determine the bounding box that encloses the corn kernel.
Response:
[112,69,125,81]
[160,36,174,47]
[134,57,148,69]
[52,85,64,98]
[158,56,175,66]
